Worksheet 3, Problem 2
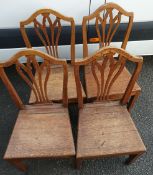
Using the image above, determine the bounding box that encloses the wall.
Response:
[0,0,152,28]
[91,0,153,22]
[0,0,152,60]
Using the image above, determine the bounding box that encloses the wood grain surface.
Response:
[29,65,85,103]
[82,2,140,108]
[4,103,75,159]
[74,47,145,168]
[0,49,75,172]
[85,64,140,100]
[77,101,146,159]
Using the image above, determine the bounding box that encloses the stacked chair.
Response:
[1,2,146,172]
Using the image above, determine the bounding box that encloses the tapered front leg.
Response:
[6,159,28,172]
[125,153,143,165]
[76,158,82,169]
[128,91,140,111]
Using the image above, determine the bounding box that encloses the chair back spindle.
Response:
[82,2,133,57]
[20,9,75,63]
[0,49,68,108]
[74,47,143,108]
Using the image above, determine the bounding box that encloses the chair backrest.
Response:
[0,49,68,109]
[82,2,133,57]
[20,9,75,63]
[74,47,143,108]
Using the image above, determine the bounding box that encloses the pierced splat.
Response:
[82,2,134,57]
[0,49,68,107]
[33,13,62,57]
[74,47,143,108]
[90,53,126,101]
[95,8,121,47]
[20,9,75,62]
[16,56,51,104]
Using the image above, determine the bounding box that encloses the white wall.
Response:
[0,0,153,60]
[0,0,90,29]
[0,0,153,29]
[91,0,153,22]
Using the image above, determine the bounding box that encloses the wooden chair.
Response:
[20,9,85,103]
[0,49,75,172]
[82,2,140,110]
[74,46,146,169]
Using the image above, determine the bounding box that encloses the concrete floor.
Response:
[0,56,153,175]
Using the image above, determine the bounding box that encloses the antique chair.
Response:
[0,49,75,172]
[20,9,85,103]
[82,2,140,110]
[74,46,146,169]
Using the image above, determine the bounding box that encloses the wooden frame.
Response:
[82,2,133,57]
[75,46,143,108]
[0,49,75,172]
[20,8,75,63]
[0,49,68,107]
[82,2,141,109]
[20,8,85,103]
[74,46,146,168]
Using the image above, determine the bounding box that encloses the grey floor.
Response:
[0,56,153,175]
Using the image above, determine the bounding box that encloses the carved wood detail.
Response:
[82,2,134,57]
[0,49,68,107]
[74,47,143,108]
[20,9,75,63]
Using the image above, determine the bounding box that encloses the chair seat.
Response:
[85,65,141,99]
[77,101,146,159]
[29,64,85,103]
[4,103,75,160]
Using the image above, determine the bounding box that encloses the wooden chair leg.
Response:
[6,159,28,172]
[128,91,140,111]
[125,153,143,165]
[76,158,82,169]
